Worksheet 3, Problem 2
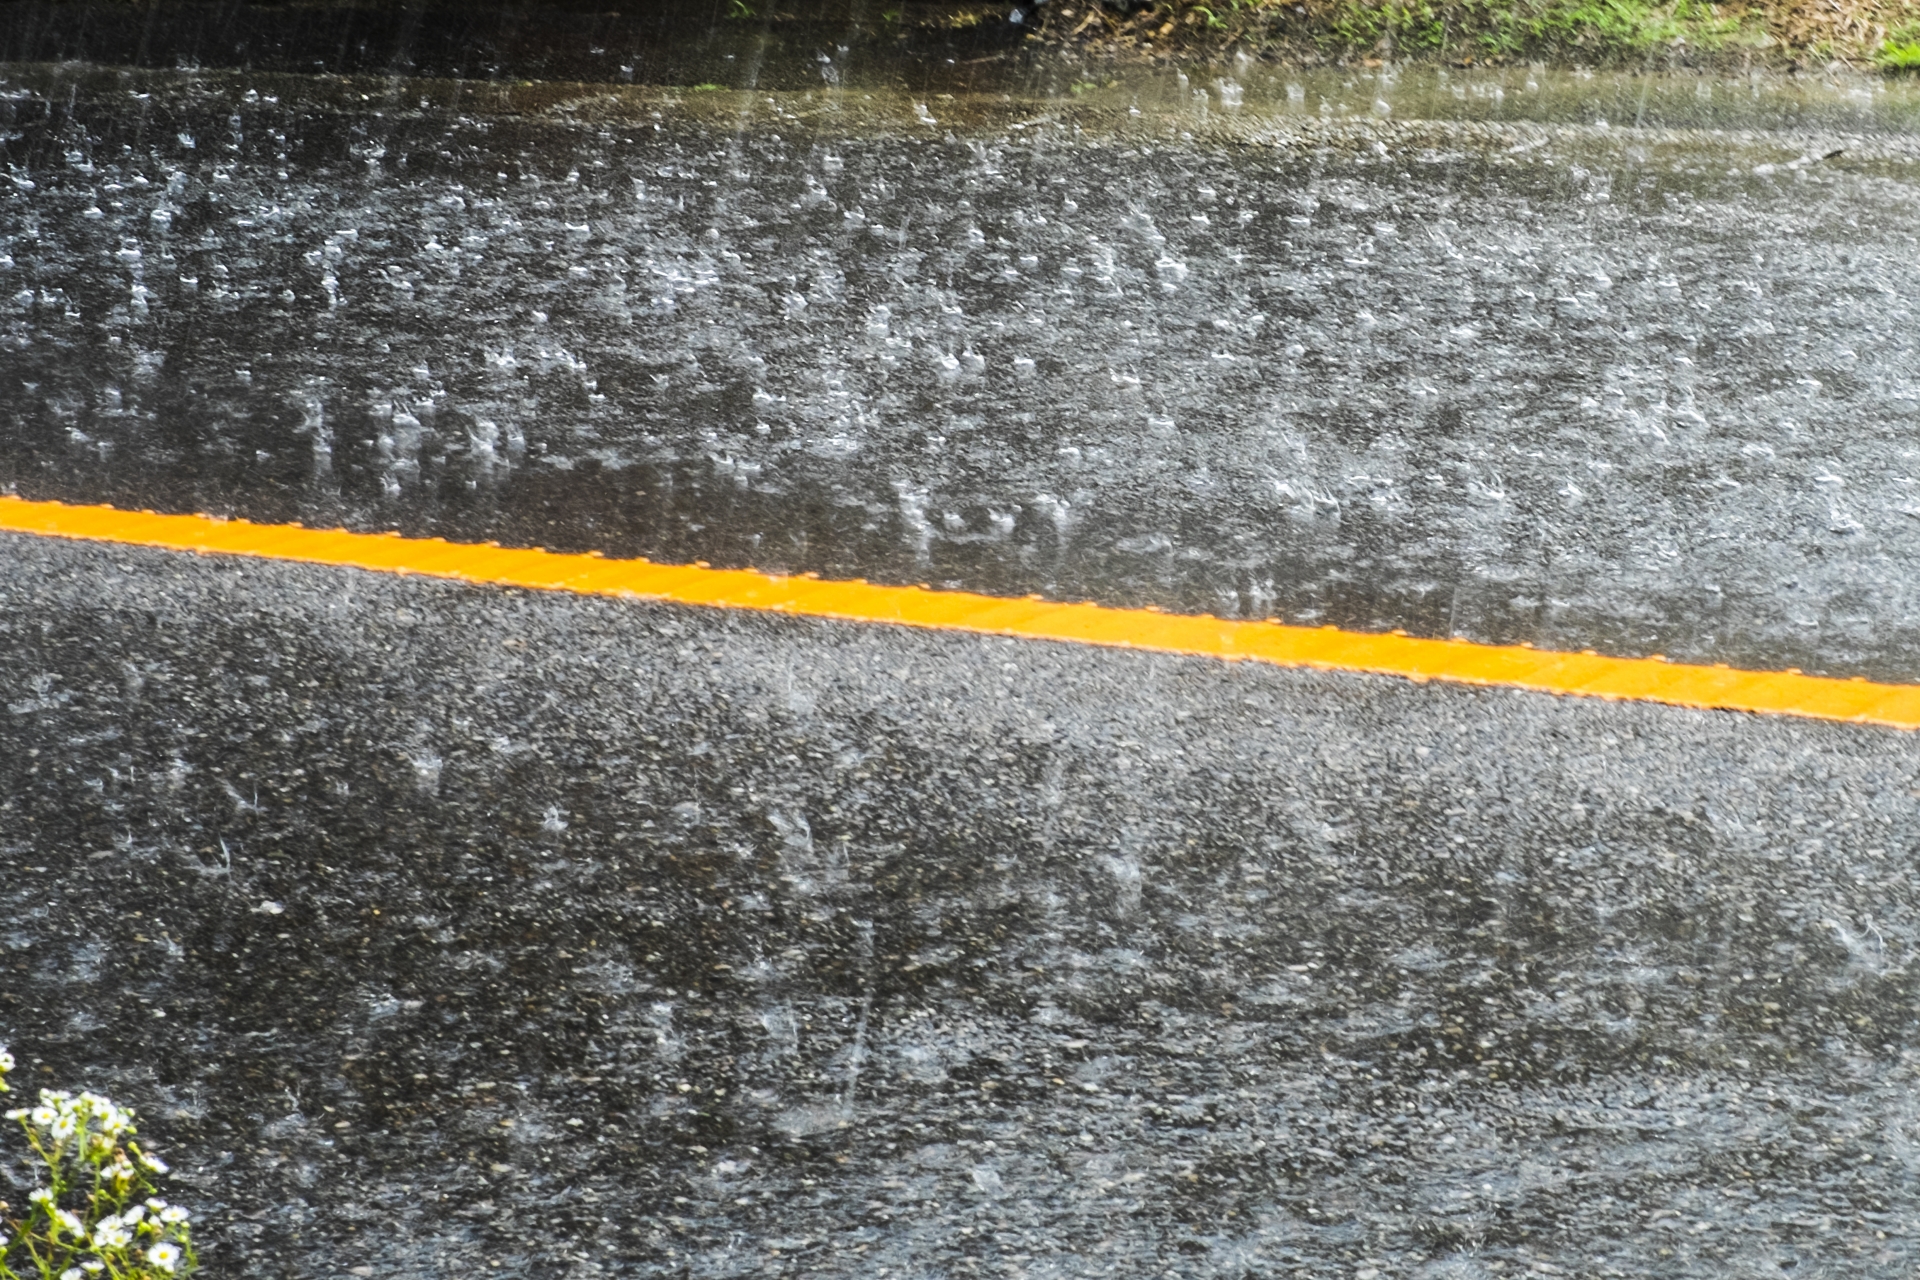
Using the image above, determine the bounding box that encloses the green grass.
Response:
[1312,0,1748,59]
[1879,22,1920,68]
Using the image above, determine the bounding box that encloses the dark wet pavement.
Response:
[3,66,1920,676]
[6,530,1920,1278]
[5,41,1920,1280]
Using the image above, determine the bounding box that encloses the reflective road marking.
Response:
[4,495,1917,730]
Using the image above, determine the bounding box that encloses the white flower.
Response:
[28,1188,54,1207]
[48,1114,76,1140]
[71,1092,135,1137]
[61,1268,83,1280]
[136,1150,169,1174]
[4,1108,26,1120]
[81,1263,105,1274]
[0,1046,14,1071]
[158,1207,190,1225]
[146,1242,182,1274]
[145,1198,167,1212]
[52,1208,84,1237]
[90,1219,132,1249]
[121,1205,145,1224]
[30,1106,55,1126]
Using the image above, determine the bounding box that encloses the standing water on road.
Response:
[4,63,1920,676]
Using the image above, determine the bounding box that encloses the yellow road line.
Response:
[4,494,1916,730]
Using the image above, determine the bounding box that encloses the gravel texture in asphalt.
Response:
[3,532,1918,1278]
[6,41,1920,1280]
[3,66,1920,678]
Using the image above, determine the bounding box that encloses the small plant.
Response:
[0,1048,197,1280]
[726,0,755,18]
[1880,23,1920,69]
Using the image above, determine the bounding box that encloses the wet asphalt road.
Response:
[2,66,1920,676]
[6,530,1920,1279]
[4,51,1920,1280]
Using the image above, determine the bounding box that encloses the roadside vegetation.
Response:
[919,0,1920,67]
[1881,18,1920,64]
[0,1050,198,1280]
